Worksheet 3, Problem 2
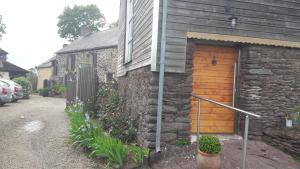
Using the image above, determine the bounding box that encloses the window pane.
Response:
[128,21,133,41]
[126,42,132,62]
[124,0,134,64]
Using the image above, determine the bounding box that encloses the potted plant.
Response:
[285,112,293,128]
[39,88,49,97]
[197,135,222,169]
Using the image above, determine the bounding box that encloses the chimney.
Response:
[63,44,68,48]
[80,25,92,37]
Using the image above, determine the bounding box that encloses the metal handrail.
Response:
[191,94,261,118]
[191,94,261,169]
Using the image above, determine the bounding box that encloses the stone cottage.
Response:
[55,28,118,85]
[0,48,28,79]
[117,0,300,150]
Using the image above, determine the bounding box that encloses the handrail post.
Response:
[242,115,249,169]
[196,98,201,151]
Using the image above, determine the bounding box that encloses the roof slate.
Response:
[56,28,118,54]
[37,56,56,68]
[0,48,8,55]
[0,61,29,73]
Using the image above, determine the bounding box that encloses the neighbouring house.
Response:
[55,28,118,85]
[0,48,28,79]
[36,56,57,89]
[117,0,300,150]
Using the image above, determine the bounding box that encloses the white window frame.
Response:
[124,0,134,64]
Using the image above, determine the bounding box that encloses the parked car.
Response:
[0,79,23,102]
[0,81,13,106]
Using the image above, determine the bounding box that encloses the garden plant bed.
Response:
[263,128,300,157]
[151,140,300,169]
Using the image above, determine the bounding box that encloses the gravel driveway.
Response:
[0,95,105,169]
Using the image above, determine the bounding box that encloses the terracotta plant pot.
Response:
[196,150,221,169]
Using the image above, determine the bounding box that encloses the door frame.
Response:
[190,39,242,134]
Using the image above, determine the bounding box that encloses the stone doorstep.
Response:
[190,134,243,143]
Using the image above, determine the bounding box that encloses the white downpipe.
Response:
[155,0,168,152]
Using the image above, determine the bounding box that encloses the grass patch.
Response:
[175,139,191,147]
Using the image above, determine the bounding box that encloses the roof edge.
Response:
[56,45,118,54]
[187,32,300,49]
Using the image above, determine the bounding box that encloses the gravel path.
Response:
[0,95,105,169]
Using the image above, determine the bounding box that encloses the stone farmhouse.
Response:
[39,28,119,86]
[117,0,300,150]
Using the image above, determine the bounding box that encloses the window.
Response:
[66,55,76,71]
[124,0,134,64]
[105,72,114,83]
[52,60,58,76]
[91,53,97,67]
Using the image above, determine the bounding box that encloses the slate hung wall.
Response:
[117,0,300,148]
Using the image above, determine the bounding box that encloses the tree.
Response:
[26,68,38,92]
[57,4,106,41]
[0,15,6,40]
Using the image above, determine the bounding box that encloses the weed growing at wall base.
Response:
[295,156,300,163]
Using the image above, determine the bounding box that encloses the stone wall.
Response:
[263,128,300,157]
[55,47,118,84]
[145,42,193,149]
[238,46,300,137]
[117,66,153,147]
[118,42,193,149]
[95,48,118,82]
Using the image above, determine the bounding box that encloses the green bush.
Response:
[175,139,191,147]
[39,88,49,97]
[13,77,32,99]
[198,136,221,154]
[67,106,103,148]
[51,84,66,95]
[66,102,129,168]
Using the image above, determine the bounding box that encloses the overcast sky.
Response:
[0,0,120,70]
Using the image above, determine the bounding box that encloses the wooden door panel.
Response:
[191,45,237,133]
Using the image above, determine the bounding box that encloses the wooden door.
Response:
[191,45,237,133]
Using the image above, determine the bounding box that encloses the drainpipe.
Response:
[155,0,168,153]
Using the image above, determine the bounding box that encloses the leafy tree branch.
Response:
[57,4,106,41]
[0,15,6,40]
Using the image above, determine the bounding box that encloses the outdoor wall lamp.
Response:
[229,16,238,27]
[211,56,217,66]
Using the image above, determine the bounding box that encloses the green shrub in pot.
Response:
[39,88,49,97]
[199,135,221,154]
[197,135,222,169]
